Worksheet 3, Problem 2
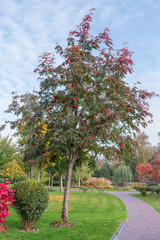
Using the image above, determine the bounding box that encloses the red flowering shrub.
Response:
[0,182,15,233]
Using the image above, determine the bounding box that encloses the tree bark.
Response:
[78,175,81,188]
[61,157,75,222]
[27,172,30,180]
[48,176,51,186]
[51,175,54,190]
[37,168,41,182]
[30,166,33,180]
[60,173,63,192]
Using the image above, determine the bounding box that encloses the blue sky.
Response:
[0,0,160,145]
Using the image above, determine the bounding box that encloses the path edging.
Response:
[110,219,128,240]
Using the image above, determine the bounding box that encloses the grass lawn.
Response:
[1,190,127,240]
[131,193,160,214]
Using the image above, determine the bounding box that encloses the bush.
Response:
[10,174,27,183]
[12,180,49,230]
[0,178,5,183]
[80,187,88,193]
[140,187,147,196]
[146,186,157,193]
[86,177,113,189]
[0,181,15,233]
[155,188,160,195]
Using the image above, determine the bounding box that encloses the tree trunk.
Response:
[61,158,75,222]
[51,175,54,190]
[60,173,63,192]
[78,175,81,188]
[30,166,33,180]
[37,168,41,182]
[48,176,51,186]
[27,172,30,180]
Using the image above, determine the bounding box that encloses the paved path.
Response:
[107,191,160,240]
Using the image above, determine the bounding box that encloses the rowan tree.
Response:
[4,9,156,223]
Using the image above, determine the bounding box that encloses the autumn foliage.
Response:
[2,159,24,181]
[0,182,15,233]
[136,154,160,183]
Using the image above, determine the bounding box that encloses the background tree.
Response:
[114,165,133,186]
[136,154,160,184]
[93,160,114,180]
[73,161,93,187]
[0,135,18,168]
[1,159,24,182]
[129,132,154,180]
[72,148,94,187]
[4,10,156,223]
[134,132,154,163]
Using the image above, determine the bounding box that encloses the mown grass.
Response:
[1,190,127,240]
[131,193,160,214]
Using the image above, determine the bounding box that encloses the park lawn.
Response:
[1,191,127,240]
[131,193,160,213]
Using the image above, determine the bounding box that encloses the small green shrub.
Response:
[155,188,160,195]
[12,180,49,230]
[140,187,147,196]
[146,186,155,193]
[0,178,5,183]
[11,174,27,183]
[80,187,88,193]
